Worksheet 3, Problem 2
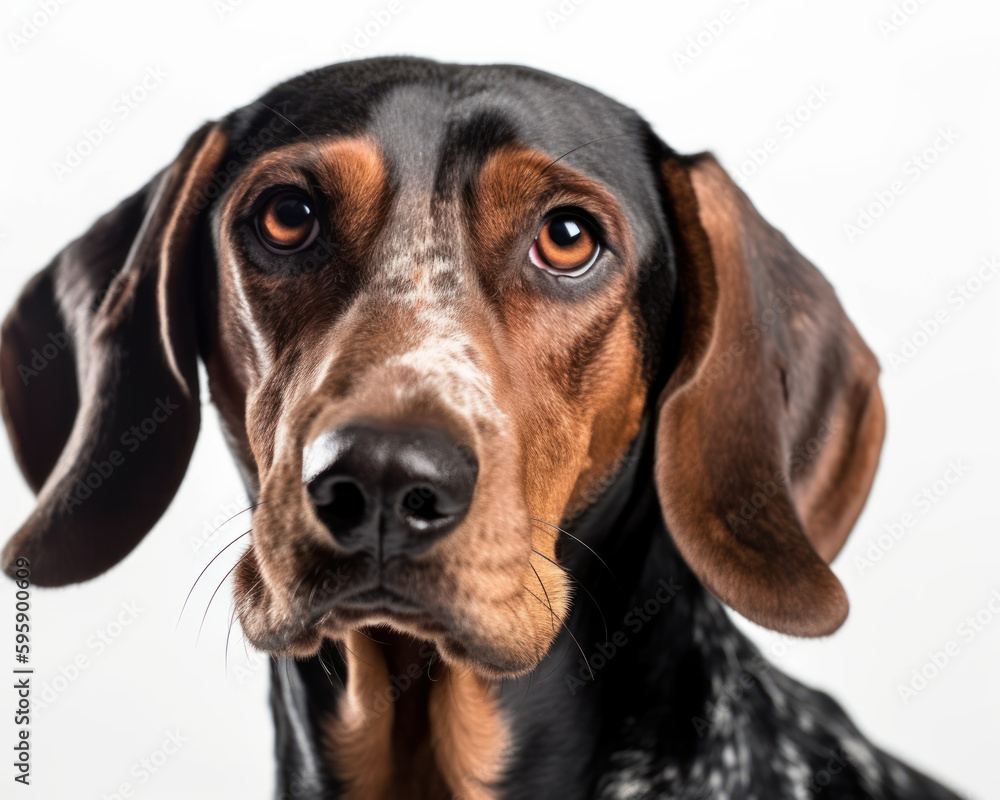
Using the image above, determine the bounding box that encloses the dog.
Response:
[1,57,961,799]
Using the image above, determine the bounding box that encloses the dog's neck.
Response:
[267,419,724,799]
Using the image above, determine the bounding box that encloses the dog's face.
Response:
[215,123,652,673]
[1,58,885,678]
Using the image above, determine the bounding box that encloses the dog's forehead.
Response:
[222,58,665,249]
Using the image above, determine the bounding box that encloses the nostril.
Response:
[309,476,367,527]
[303,423,478,552]
[398,485,450,529]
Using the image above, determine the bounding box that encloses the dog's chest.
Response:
[324,631,509,800]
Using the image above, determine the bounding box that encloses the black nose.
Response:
[303,423,477,558]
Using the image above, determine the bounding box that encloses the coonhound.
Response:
[1,57,961,799]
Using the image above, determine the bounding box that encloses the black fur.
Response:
[201,58,958,799]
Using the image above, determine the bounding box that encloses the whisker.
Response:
[522,585,593,682]
[306,565,327,612]
[176,530,252,629]
[193,501,263,557]
[340,640,383,674]
[225,603,239,678]
[260,102,324,157]
[317,640,345,689]
[197,549,248,645]
[530,517,623,594]
[355,628,391,646]
[536,634,576,685]
[515,666,534,712]
[542,134,630,174]
[532,547,608,643]
[292,563,320,608]
[527,561,556,631]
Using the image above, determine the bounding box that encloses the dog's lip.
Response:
[336,585,423,613]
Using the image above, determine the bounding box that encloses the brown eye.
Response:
[255,191,320,253]
[530,214,600,276]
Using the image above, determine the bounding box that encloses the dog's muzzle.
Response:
[303,421,478,562]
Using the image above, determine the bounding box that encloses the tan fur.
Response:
[0,72,890,800]
[207,140,649,790]
[326,632,507,800]
[427,666,509,800]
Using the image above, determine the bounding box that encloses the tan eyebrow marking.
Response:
[467,143,629,276]
[222,136,390,261]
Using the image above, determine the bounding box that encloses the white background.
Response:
[1,1,998,798]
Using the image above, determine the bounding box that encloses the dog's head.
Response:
[1,58,884,678]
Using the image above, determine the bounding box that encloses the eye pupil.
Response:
[549,217,582,247]
[255,190,320,254]
[531,213,599,275]
[275,197,310,228]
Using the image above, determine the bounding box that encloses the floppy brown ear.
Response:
[655,152,886,637]
[1,123,228,586]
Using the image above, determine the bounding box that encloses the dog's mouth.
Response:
[236,551,445,651]
[235,551,454,659]
[337,585,423,613]
[235,402,571,678]
[234,531,564,678]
